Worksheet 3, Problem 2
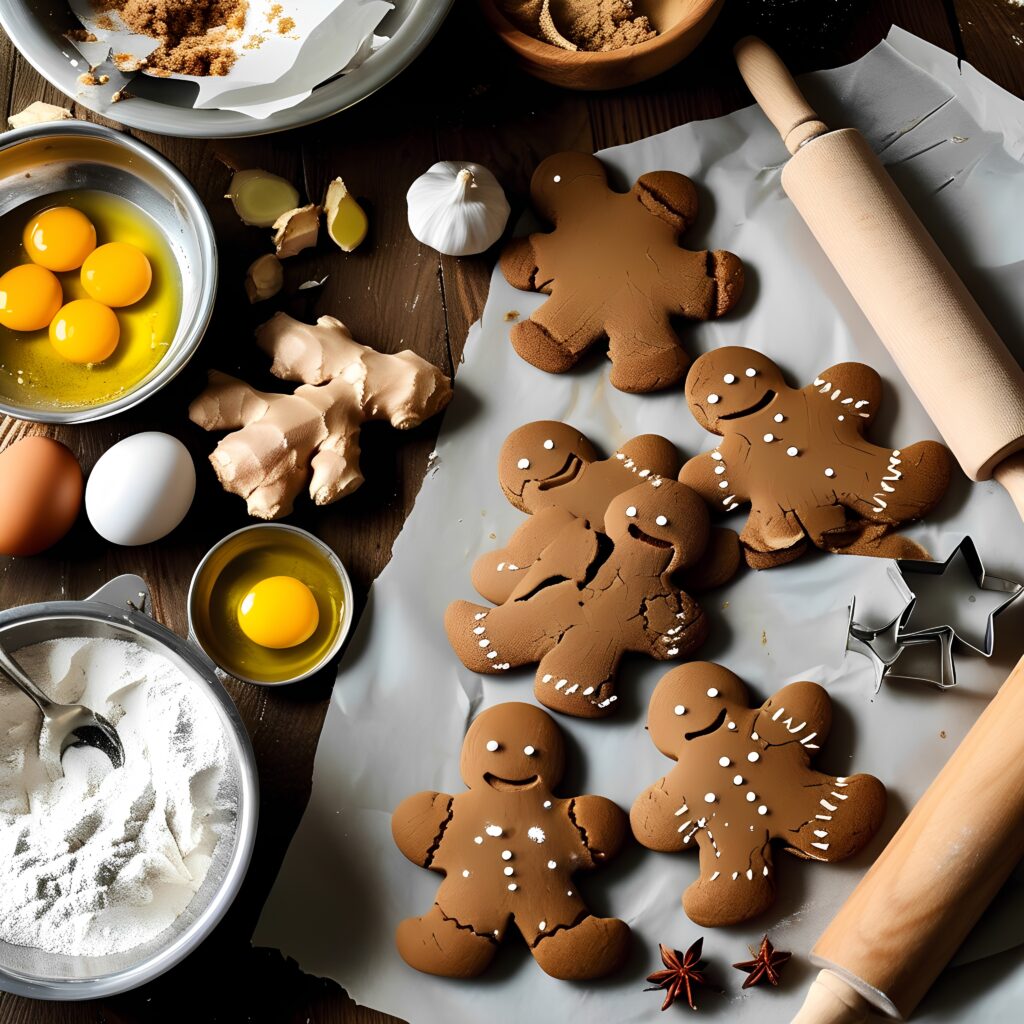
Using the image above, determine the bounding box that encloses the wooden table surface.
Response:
[1,1,1022,1021]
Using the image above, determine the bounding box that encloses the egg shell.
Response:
[0,436,83,556]
[86,432,196,546]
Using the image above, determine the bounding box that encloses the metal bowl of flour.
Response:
[0,121,217,424]
[0,576,258,1001]
[0,0,454,138]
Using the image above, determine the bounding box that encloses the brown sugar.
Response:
[91,0,249,76]
[502,0,656,52]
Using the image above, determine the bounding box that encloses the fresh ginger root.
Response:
[189,313,453,520]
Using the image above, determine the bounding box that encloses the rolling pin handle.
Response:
[792,970,873,1024]
[734,36,831,153]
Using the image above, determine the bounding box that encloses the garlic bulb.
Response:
[406,161,510,257]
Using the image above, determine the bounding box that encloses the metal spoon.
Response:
[0,637,125,770]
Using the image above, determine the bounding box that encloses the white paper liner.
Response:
[67,0,392,118]
[255,29,1024,1022]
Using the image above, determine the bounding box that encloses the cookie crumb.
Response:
[939,730,946,738]
[504,310,520,322]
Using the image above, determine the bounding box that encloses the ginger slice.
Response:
[227,169,300,228]
[245,254,283,303]
[323,177,368,253]
[8,101,73,129]
[272,203,320,258]
[189,313,453,520]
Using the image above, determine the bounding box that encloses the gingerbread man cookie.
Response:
[631,663,886,926]
[446,476,713,718]
[473,421,739,605]
[392,702,630,979]
[500,152,745,393]
[679,347,952,568]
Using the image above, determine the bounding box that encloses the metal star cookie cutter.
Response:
[847,537,1023,690]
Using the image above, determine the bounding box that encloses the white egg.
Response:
[86,432,196,546]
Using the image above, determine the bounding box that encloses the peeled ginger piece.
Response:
[227,170,301,228]
[324,178,368,253]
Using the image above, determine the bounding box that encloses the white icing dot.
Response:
[714,465,725,474]
[655,515,668,526]
[543,439,554,450]
[508,883,518,891]
[711,451,723,461]
[547,860,557,869]
[486,740,499,752]
[719,757,731,767]
[567,890,573,897]
[474,836,483,844]
[503,866,514,876]
[733,775,744,785]
[763,433,774,443]
[747,752,760,763]
[707,688,720,698]
[501,850,512,861]
[674,705,687,716]
[479,639,490,648]
[723,373,736,384]
[758,805,768,815]
[552,175,561,183]
[543,800,552,809]
[625,505,637,517]
[787,446,799,457]
[746,792,757,802]
[727,721,737,731]
[539,920,547,930]
[838,414,845,421]
[774,413,784,423]
[825,467,835,478]
[528,826,545,843]
[523,745,535,756]
[718,480,729,489]
[751,732,759,741]
[745,367,757,377]
[485,825,503,837]
[517,458,530,470]
[704,792,717,803]
[462,869,470,877]
[707,394,720,404]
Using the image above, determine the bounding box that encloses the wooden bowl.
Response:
[479,0,723,90]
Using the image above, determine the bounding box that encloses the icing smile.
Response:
[536,454,584,491]
[484,773,540,791]
[718,389,777,420]
[628,523,672,548]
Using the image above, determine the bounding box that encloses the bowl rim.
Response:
[0,0,455,138]
[0,600,259,1000]
[479,0,722,63]
[0,120,218,425]
[187,522,356,687]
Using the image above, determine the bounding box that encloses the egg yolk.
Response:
[23,207,97,272]
[238,576,320,650]
[0,264,63,332]
[49,299,120,364]
[81,241,152,307]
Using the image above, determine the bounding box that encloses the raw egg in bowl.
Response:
[188,525,354,686]
[0,121,215,424]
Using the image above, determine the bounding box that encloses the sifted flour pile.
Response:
[0,636,235,957]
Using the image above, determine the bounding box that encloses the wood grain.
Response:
[0,1,1019,1021]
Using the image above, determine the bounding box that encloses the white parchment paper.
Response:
[68,0,391,118]
[255,29,1024,1022]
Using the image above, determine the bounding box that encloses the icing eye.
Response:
[745,367,757,377]
[523,745,536,756]
[655,515,668,526]
[543,439,554,450]
[552,175,561,183]
[763,433,774,443]
[718,757,731,767]
[517,458,530,470]
[625,505,637,517]
[486,740,499,752]
[707,393,720,404]
[774,413,784,423]
[707,687,720,698]
[704,792,717,803]
[824,467,835,478]
[723,373,736,384]
[786,446,799,457]
[673,704,686,716]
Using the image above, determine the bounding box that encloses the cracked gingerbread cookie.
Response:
[392,702,630,979]
[500,151,744,393]
[472,420,740,606]
[631,663,886,926]
[679,347,952,568]
[446,475,715,718]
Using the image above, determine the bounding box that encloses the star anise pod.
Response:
[645,937,721,1010]
[732,934,792,989]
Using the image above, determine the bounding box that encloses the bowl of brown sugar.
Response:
[481,0,723,90]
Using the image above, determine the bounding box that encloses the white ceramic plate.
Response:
[0,0,453,137]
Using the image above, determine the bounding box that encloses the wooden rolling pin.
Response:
[733,36,1024,1023]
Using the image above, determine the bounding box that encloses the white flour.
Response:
[0,636,234,957]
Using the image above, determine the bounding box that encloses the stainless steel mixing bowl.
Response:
[0,576,258,1001]
[0,121,217,423]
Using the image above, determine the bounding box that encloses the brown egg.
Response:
[0,436,83,556]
